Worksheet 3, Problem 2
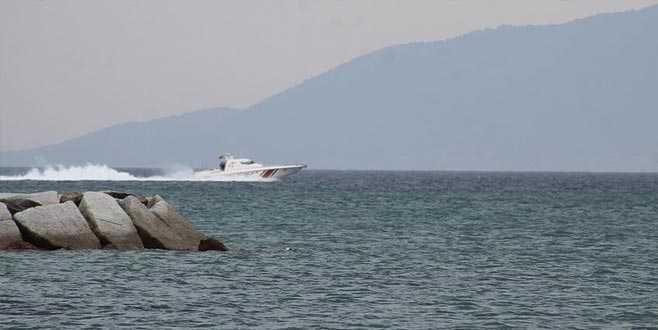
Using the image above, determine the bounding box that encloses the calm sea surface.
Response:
[1,170,657,328]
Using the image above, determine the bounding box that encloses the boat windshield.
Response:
[241,160,255,165]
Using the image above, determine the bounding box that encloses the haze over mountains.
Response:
[1,5,657,171]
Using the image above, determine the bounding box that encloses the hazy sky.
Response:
[1,0,656,152]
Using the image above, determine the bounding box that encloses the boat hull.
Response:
[192,165,306,180]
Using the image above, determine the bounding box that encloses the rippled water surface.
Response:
[1,171,658,328]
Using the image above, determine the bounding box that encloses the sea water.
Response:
[1,169,657,328]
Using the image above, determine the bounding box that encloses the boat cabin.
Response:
[219,154,259,172]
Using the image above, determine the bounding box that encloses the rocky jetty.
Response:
[0,191,226,252]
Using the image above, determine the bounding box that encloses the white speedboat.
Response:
[192,154,306,180]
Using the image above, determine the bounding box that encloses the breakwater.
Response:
[0,191,226,251]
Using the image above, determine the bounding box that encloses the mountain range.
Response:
[1,5,657,171]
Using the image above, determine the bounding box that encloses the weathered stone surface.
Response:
[0,202,27,250]
[150,199,206,250]
[199,238,227,252]
[60,192,83,205]
[0,203,13,221]
[0,199,42,215]
[29,191,59,205]
[120,196,196,250]
[0,191,59,205]
[13,201,101,250]
[79,192,144,250]
[146,195,165,209]
[104,192,149,206]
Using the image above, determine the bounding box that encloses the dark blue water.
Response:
[1,171,658,328]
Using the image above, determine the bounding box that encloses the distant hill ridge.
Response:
[2,5,657,171]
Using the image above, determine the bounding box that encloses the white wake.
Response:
[0,164,275,182]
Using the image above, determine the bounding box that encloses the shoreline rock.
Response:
[1,191,227,252]
[150,199,207,250]
[120,196,195,250]
[60,192,83,206]
[13,201,102,250]
[79,192,144,250]
[0,198,42,215]
[199,238,228,252]
[104,191,148,205]
[0,202,29,250]
[0,191,58,205]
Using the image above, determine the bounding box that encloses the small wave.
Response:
[0,164,275,182]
